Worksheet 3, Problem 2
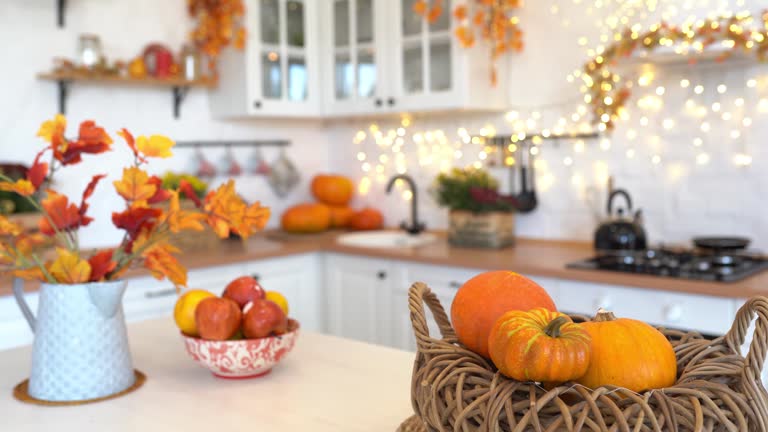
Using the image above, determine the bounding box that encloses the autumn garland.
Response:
[188,0,246,79]
[582,11,768,130]
[0,115,269,287]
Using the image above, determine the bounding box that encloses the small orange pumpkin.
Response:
[349,207,384,231]
[488,308,591,383]
[328,206,355,228]
[311,175,354,206]
[576,309,677,392]
[280,203,331,233]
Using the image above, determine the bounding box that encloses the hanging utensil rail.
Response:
[174,140,290,148]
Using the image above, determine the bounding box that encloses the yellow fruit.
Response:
[265,291,289,315]
[174,289,215,336]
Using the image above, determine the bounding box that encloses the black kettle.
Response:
[594,189,647,252]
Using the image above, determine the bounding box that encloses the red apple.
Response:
[242,299,288,339]
[222,276,265,308]
[195,297,242,341]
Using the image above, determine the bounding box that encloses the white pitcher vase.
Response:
[13,278,136,402]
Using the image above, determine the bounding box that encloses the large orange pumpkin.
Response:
[451,271,556,358]
[311,175,354,206]
[576,310,677,392]
[281,203,331,233]
[488,308,591,383]
[329,206,355,228]
[349,207,384,231]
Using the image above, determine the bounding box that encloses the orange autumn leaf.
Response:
[49,248,92,284]
[112,207,163,239]
[0,215,22,236]
[117,128,146,163]
[236,202,271,238]
[144,246,187,287]
[0,179,35,196]
[88,249,117,282]
[164,191,205,233]
[413,0,427,15]
[113,167,157,206]
[203,180,246,238]
[136,135,174,158]
[12,267,45,282]
[454,5,468,20]
[39,190,84,235]
[27,150,49,189]
[37,114,67,145]
[15,233,47,255]
[79,174,106,226]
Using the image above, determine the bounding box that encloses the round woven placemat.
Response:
[13,370,146,406]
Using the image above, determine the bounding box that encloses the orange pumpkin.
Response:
[488,308,591,383]
[451,271,556,358]
[329,206,355,228]
[311,175,354,206]
[281,203,331,233]
[576,310,677,392]
[349,207,384,231]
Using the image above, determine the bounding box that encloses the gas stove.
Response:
[567,248,768,282]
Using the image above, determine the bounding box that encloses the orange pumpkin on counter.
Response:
[311,175,354,206]
[451,271,556,359]
[281,203,331,233]
[488,308,591,383]
[349,207,384,231]
[576,309,677,392]
[329,206,355,228]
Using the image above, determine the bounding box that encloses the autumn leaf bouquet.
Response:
[0,115,270,287]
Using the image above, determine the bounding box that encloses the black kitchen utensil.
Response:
[594,189,647,252]
[693,237,751,251]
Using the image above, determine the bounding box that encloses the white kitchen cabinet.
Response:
[324,254,393,345]
[243,253,323,332]
[209,0,321,117]
[320,0,509,116]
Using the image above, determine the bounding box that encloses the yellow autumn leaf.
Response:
[203,180,246,238]
[0,179,35,196]
[164,191,205,233]
[236,202,270,238]
[49,248,92,284]
[0,215,22,236]
[37,114,67,143]
[136,135,174,158]
[113,167,156,206]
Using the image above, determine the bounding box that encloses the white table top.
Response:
[0,319,416,431]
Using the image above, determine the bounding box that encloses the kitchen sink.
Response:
[336,231,438,249]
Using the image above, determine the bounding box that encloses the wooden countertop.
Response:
[0,319,415,431]
[3,231,767,299]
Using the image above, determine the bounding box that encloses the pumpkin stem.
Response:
[543,316,570,338]
[593,308,618,322]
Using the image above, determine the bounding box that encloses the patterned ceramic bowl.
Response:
[182,319,299,379]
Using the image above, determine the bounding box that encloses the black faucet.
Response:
[385,174,426,235]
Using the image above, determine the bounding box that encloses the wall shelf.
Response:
[37,72,216,119]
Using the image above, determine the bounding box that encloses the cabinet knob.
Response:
[253,100,262,109]
[374,98,383,107]
[449,281,462,289]
[387,97,396,106]
[377,271,387,280]
[251,274,261,282]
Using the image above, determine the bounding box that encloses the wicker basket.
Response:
[400,282,768,431]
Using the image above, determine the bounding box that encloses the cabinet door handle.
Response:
[387,97,396,106]
[251,274,261,282]
[374,98,383,107]
[253,100,262,109]
[377,271,387,280]
[594,296,612,311]
[449,281,462,289]
[144,288,177,299]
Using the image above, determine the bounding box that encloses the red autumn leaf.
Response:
[147,176,172,204]
[179,179,202,207]
[117,128,147,164]
[112,207,162,239]
[27,150,49,189]
[39,190,84,235]
[53,120,113,165]
[79,174,106,226]
[88,249,117,282]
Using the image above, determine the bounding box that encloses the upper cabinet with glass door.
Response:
[388,0,509,112]
[209,0,320,117]
[320,0,389,115]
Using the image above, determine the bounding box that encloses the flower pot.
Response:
[448,210,515,249]
[12,279,135,402]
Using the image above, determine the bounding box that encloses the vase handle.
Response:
[12,278,36,333]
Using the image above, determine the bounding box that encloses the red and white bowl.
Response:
[182,319,299,379]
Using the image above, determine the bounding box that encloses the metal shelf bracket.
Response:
[172,86,191,119]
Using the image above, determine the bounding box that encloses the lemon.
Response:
[265,291,289,315]
[174,289,216,336]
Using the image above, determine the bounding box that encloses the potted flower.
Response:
[433,168,515,248]
[0,115,270,403]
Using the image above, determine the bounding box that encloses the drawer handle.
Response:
[144,288,177,299]
[251,274,261,282]
[377,271,387,280]
[663,304,684,322]
[594,296,612,311]
[449,281,462,289]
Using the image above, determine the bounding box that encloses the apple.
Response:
[242,299,288,339]
[195,297,242,341]
[222,276,265,308]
